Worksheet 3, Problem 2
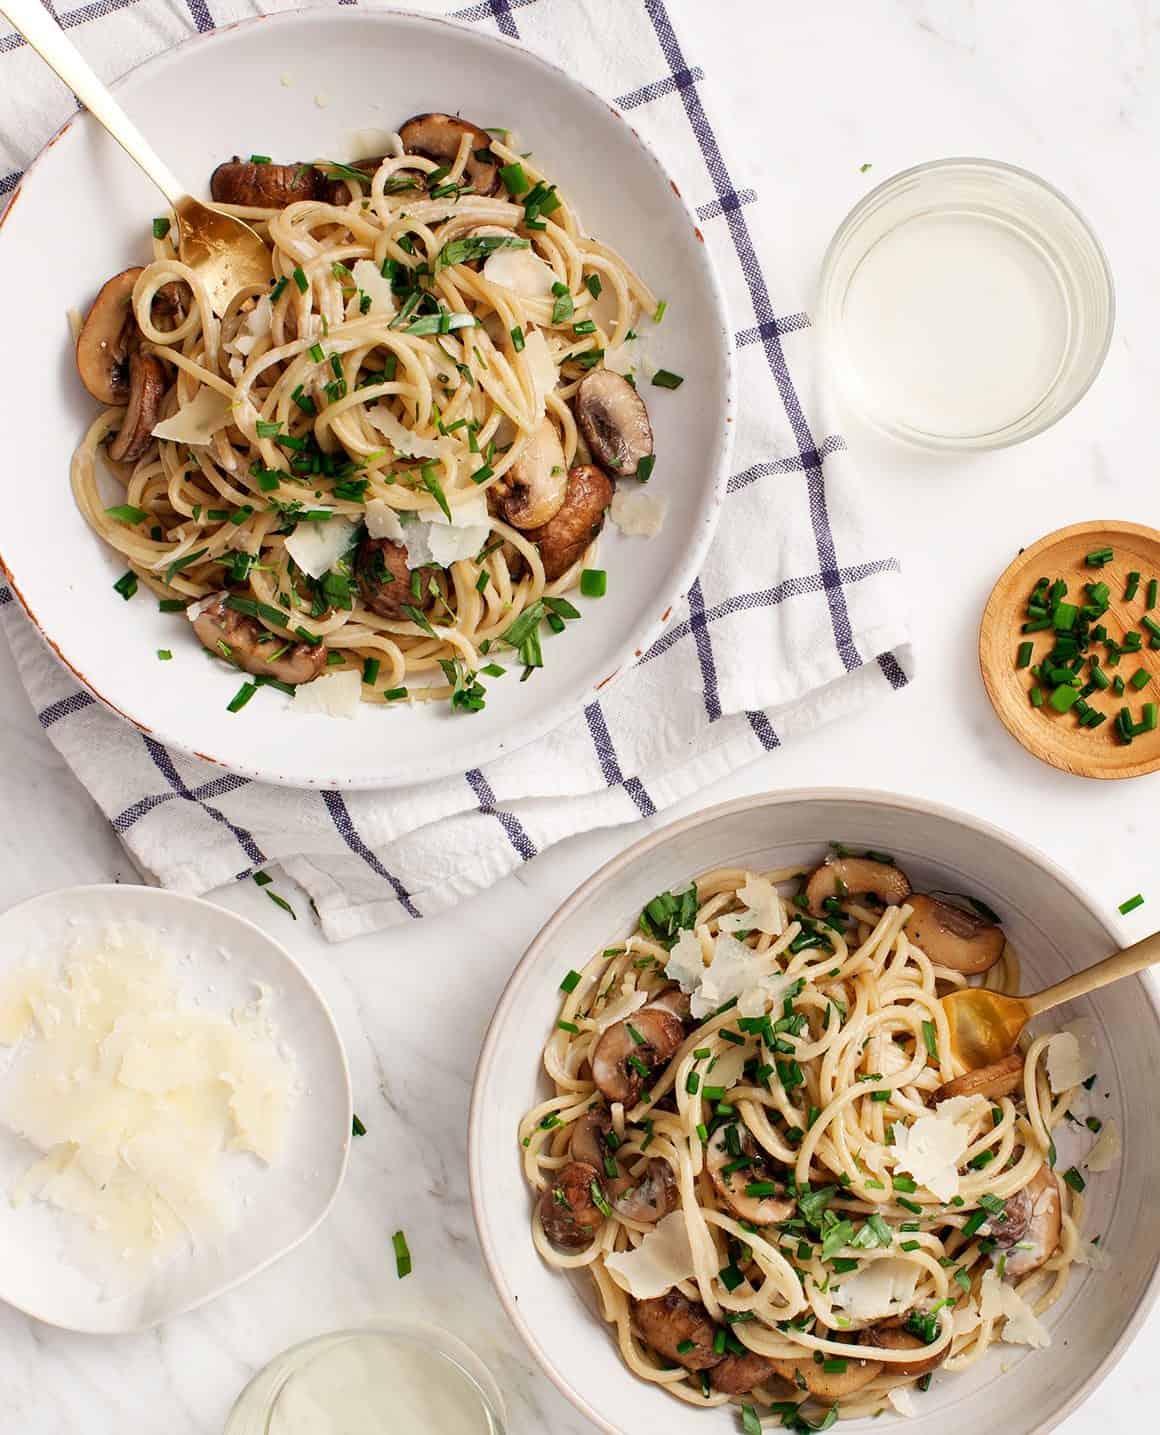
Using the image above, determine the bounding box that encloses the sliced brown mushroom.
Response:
[210,159,323,208]
[497,418,568,528]
[575,368,654,477]
[903,894,1005,975]
[189,594,328,686]
[769,1342,883,1401]
[591,1003,685,1105]
[933,1052,1023,1104]
[648,986,691,1022]
[708,1351,775,1394]
[804,855,912,916]
[538,1160,607,1251]
[706,1126,793,1225]
[398,113,499,196]
[107,353,167,463]
[568,1109,677,1223]
[76,267,143,404]
[322,156,385,205]
[523,463,614,581]
[355,538,444,621]
[633,1291,722,1372]
[866,1323,947,1378]
[988,1165,1061,1276]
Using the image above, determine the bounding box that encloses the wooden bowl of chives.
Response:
[980,520,1160,779]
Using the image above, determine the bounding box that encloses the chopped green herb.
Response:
[651,368,684,390]
[392,1229,412,1278]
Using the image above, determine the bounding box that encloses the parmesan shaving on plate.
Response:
[483,247,557,299]
[664,928,793,1020]
[367,402,449,461]
[979,1269,1052,1348]
[152,385,231,445]
[520,327,559,415]
[401,495,491,569]
[887,1387,917,1418]
[830,1257,919,1321]
[1085,1118,1120,1172]
[603,1211,696,1299]
[717,875,786,937]
[283,515,358,580]
[364,497,405,542]
[890,1108,972,1202]
[0,929,292,1285]
[610,487,666,538]
[350,259,397,318]
[1045,1020,1098,1093]
[292,668,361,718]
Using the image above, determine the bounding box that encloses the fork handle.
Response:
[1025,928,1160,1015]
[0,0,185,204]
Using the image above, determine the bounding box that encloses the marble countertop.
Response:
[2,0,1158,1430]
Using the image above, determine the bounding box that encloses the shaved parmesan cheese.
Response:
[364,498,405,542]
[1085,1118,1120,1172]
[402,495,491,569]
[152,386,231,446]
[521,328,559,413]
[367,403,448,461]
[604,336,654,382]
[292,668,361,718]
[610,488,666,539]
[665,928,707,992]
[351,259,397,319]
[934,1094,991,1127]
[604,1211,695,1299]
[718,875,785,937]
[591,989,648,1035]
[1046,1021,1098,1094]
[690,932,758,1019]
[705,1041,749,1091]
[483,247,557,299]
[891,1113,970,1201]
[979,1269,1051,1347]
[952,1303,982,1337]
[1074,1235,1110,1270]
[232,295,273,356]
[284,515,358,580]
[831,1257,919,1321]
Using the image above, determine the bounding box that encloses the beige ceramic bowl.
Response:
[469,789,1160,1435]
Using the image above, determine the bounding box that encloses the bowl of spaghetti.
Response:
[0,9,731,787]
[469,789,1160,1435]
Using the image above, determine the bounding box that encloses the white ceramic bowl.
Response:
[0,885,351,1333]
[0,8,732,789]
[469,790,1160,1435]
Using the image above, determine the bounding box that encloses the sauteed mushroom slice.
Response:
[804,855,912,916]
[706,1126,793,1225]
[539,1160,607,1250]
[904,894,1005,974]
[591,1003,684,1105]
[648,986,691,1022]
[398,113,499,196]
[497,418,567,528]
[355,538,444,622]
[189,595,327,685]
[933,1052,1023,1104]
[989,1166,1061,1277]
[107,353,166,463]
[569,1110,677,1223]
[524,463,614,581]
[866,1323,946,1378]
[322,156,384,205]
[210,158,323,208]
[76,267,143,404]
[709,1351,775,1394]
[769,1343,883,1400]
[575,368,654,477]
[633,1291,722,1371]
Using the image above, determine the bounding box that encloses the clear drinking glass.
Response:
[816,158,1115,450]
[223,1321,506,1435]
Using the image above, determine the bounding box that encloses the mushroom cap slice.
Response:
[355,537,444,621]
[768,1346,883,1400]
[990,1165,1061,1276]
[538,1160,607,1251]
[804,855,912,916]
[210,159,323,208]
[647,986,691,1022]
[708,1351,775,1394]
[933,1052,1023,1104]
[190,594,328,686]
[633,1291,722,1371]
[904,894,1005,974]
[613,1158,678,1225]
[498,418,567,528]
[575,368,654,477]
[524,463,614,582]
[866,1323,946,1378]
[398,113,499,196]
[107,353,167,463]
[570,1108,614,1171]
[706,1125,793,1225]
[76,267,143,404]
[590,1003,684,1105]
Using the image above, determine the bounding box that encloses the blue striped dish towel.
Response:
[0,0,912,940]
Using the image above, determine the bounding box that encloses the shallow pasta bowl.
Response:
[469,789,1160,1435]
[0,7,732,788]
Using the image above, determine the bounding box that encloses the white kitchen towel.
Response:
[0,0,912,941]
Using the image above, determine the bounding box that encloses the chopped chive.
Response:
[156,649,172,661]
[557,1019,579,1034]
[1029,686,1045,708]
[392,1229,412,1278]
[351,1113,367,1136]
[1150,579,1159,611]
[105,504,147,525]
[292,266,309,294]
[1015,640,1034,669]
[1119,893,1144,915]
[227,682,257,713]
[159,598,185,612]
[510,325,525,352]
[498,161,528,195]
[1048,684,1079,713]
[384,686,408,701]
[1063,1166,1086,1193]
[580,568,607,598]
[636,454,656,483]
[112,570,138,601]
[585,273,603,300]
[1084,547,1114,567]
[653,299,668,324]
[560,969,582,993]
[651,368,684,390]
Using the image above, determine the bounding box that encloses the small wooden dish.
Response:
[980,520,1160,779]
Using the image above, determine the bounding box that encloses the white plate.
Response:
[0,8,733,789]
[0,885,350,1333]
[469,789,1160,1435]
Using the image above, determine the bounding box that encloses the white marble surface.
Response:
[2,0,1159,1430]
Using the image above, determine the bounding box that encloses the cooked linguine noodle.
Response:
[71,118,660,713]
[520,852,1106,1425]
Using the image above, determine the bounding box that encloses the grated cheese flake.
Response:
[830,1257,919,1321]
[292,668,361,718]
[364,498,406,542]
[979,1268,1052,1348]
[350,259,397,319]
[283,515,358,580]
[152,385,231,446]
[483,247,558,300]
[1046,1020,1098,1094]
[717,874,785,938]
[891,1111,971,1202]
[603,1211,696,1299]
[610,487,666,539]
[1085,1118,1120,1173]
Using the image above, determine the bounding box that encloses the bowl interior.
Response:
[0,9,731,788]
[470,791,1160,1435]
[0,886,351,1333]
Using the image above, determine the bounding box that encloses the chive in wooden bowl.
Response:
[979,520,1160,779]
